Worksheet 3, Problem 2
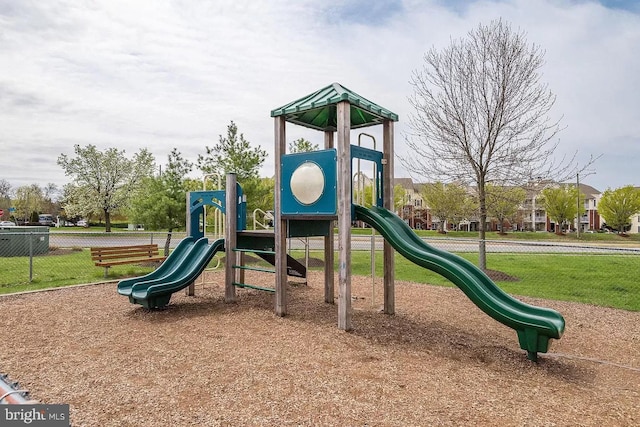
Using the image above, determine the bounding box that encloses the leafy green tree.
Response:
[242,177,275,216]
[450,193,478,231]
[57,144,154,232]
[197,121,268,221]
[14,184,44,223]
[353,183,375,209]
[393,185,406,213]
[598,186,640,234]
[0,179,11,221]
[289,138,319,153]
[59,183,90,223]
[486,185,527,234]
[130,148,192,254]
[352,182,404,213]
[421,182,472,233]
[539,185,582,234]
[198,121,267,182]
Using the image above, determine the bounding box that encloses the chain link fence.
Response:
[1,229,638,310]
[0,230,192,291]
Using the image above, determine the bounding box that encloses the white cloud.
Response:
[0,0,638,193]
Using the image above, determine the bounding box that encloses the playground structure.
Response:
[117,82,565,361]
[0,374,35,404]
[117,183,306,308]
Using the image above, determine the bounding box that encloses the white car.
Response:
[0,220,16,226]
[76,220,88,227]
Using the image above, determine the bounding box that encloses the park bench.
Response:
[90,244,166,277]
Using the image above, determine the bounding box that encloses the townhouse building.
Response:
[518,183,602,232]
[392,177,611,233]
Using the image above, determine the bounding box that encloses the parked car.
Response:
[76,220,88,227]
[0,220,16,226]
[38,214,55,226]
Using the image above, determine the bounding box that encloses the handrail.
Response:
[252,208,273,230]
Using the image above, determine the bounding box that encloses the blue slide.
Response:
[355,204,565,361]
[117,237,224,309]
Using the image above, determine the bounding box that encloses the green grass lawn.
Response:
[294,250,640,311]
[2,246,638,312]
[0,249,156,294]
[349,227,640,244]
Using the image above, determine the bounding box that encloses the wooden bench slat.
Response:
[89,244,166,277]
[90,245,157,254]
[91,250,161,261]
[94,256,166,267]
[91,243,157,249]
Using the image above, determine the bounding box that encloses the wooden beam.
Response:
[225,173,237,303]
[186,191,195,296]
[324,130,335,304]
[274,116,287,316]
[337,101,352,331]
[383,119,395,315]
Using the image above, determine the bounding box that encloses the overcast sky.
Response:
[1,0,639,194]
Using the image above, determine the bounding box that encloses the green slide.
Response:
[117,237,224,309]
[117,236,196,296]
[354,205,565,361]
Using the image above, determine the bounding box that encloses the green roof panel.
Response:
[271,82,398,131]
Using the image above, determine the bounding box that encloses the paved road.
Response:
[50,232,187,249]
[300,235,640,254]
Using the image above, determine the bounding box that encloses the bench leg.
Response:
[104,267,109,278]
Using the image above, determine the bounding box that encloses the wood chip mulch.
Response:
[1,270,638,426]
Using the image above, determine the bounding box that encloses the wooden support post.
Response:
[383,119,395,314]
[337,101,352,331]
[324,130,335,304]
[274,116,287,316]
[185,191,196,296]
[225,173,237,303]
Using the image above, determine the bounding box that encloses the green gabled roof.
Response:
[270,82,398,131]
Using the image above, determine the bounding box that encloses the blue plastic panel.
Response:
[281,149,337,216]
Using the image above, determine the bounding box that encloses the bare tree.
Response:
[402,19,594,269]
[14,184,44,223]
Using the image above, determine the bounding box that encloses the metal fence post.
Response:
[29,232,33,282]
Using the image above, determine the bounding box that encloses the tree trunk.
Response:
[104,209,111,233]
[164,229,172,256]
[479,218,487,270]
[499,218,507,235]
[478,186,487,270]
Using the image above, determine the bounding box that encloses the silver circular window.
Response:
[290,161,325,205]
